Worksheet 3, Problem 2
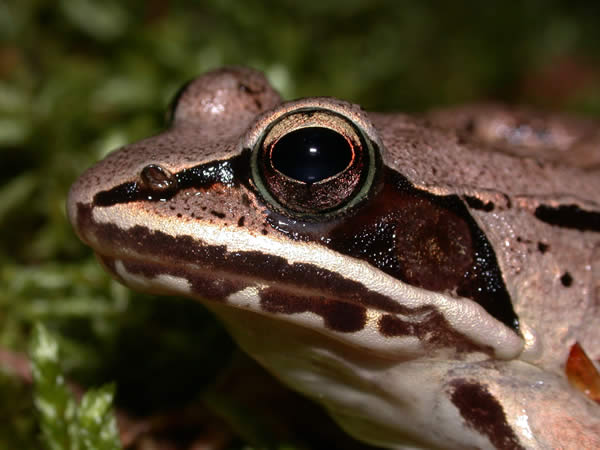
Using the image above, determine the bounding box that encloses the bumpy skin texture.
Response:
[68,67,600,449]
[374,109,600,371]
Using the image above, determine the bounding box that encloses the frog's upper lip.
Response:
[74,200,415,317]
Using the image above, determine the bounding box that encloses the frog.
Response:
[67,66,600,449]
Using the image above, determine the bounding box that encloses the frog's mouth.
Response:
[76,201,406,314]
[73,201,524,360]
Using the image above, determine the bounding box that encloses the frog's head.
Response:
[68,67,600,449]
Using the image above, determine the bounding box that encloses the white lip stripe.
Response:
[93,204,524,359]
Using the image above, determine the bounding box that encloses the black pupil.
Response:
[270,127,353,183]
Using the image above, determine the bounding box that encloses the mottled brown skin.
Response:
[428,103,600,167]
[398,109,600,372]
[68,67,600,449]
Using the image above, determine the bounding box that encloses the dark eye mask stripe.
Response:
[328,169,520,332]
[268,168,520,332]
[93,153,251,207]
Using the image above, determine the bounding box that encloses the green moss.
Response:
[30,323,121,450]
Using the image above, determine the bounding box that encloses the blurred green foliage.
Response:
[1,0,599,448]
[30,323,120,450]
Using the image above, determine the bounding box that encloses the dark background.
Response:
[1,1,599,448]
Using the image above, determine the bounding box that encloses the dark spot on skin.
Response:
[210,210,226,219]
[464,195,495,212]
[260,288,367,333]
[537,242,549,253]
[241,194,251,206]
[261,229,268,235]
[560,272,573,287]
[449,379,524,450]
[503,194,512,209]
[378,312,489,354]
[516,236,532,246]
[237,216,245,227]
[238,83,251,93]
[238,83,263,110]
[465,119,475,133]
[535,204,600,232]
[76,203,413,316]
[237,82,264,96]
[378,314,414,336]
[177,213,182,218]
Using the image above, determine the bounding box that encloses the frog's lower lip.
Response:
[96,252,253,301]
[93,247,402,320]
[96,250,500,362]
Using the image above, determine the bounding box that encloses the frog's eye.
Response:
[251,108,380,220]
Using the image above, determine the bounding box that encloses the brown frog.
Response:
[67,67,600,449]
